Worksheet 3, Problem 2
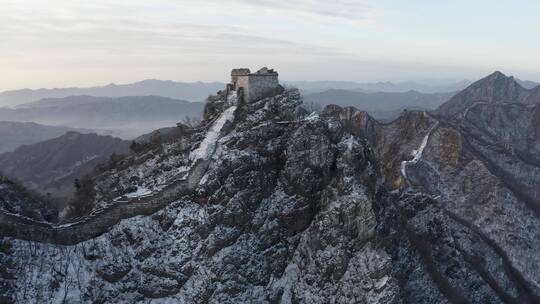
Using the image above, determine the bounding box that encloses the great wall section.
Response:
[0,68,284,245]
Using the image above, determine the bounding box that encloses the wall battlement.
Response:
[229,67,281,103]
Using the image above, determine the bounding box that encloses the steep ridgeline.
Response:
[404,72,540,297]
[0,70,539,303]
[437,71,540,117]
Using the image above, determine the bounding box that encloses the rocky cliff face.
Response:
[1,74,539,303]
[407,103,540,293]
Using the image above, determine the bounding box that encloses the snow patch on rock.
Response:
[125,186,152,198]
[400,121,439,181]
[304,112,320,122]
[189,106,237,162]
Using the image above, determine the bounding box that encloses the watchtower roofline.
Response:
[252,67,278,76]
[231,68,251,76]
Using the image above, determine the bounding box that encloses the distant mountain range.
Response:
[0,95,204,138]
[0,79,225,107]
[2,78,538,109]
[516,78,540,90]
[303,89,455,120]
[286,79,473,94]
[0,121,93,154]
[290,78,539,94]
[1,77,537,139]
[0,132,130,200]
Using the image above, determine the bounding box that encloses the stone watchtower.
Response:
[229,67,281,103]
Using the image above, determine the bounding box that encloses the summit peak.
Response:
[436,71,528,117]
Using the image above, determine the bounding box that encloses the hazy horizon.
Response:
[2,0,540,90]
[0,77,476,92]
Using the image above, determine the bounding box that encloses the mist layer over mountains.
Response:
[0,78,476,139]
[0,80,225,107]
[0,96,204,139]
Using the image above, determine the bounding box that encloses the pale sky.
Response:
[1,0,539,90]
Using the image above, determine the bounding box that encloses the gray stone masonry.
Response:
[229,67,281,102]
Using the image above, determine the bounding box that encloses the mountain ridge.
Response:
[286,79,472,94]
[0,121,93,154]
[0,80,225,107]
[0,132,130,201]
[1,71,539,303]
[303,88,455,120]
[437,71,540,117]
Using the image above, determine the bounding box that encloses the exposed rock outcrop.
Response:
[1,71,539,303]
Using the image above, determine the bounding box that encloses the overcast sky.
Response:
[1,0,539,90]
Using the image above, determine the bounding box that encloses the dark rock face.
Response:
[404,72,540,298]
[1,73,540,303]
[378,192,539,304]
[408,103,540,294]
